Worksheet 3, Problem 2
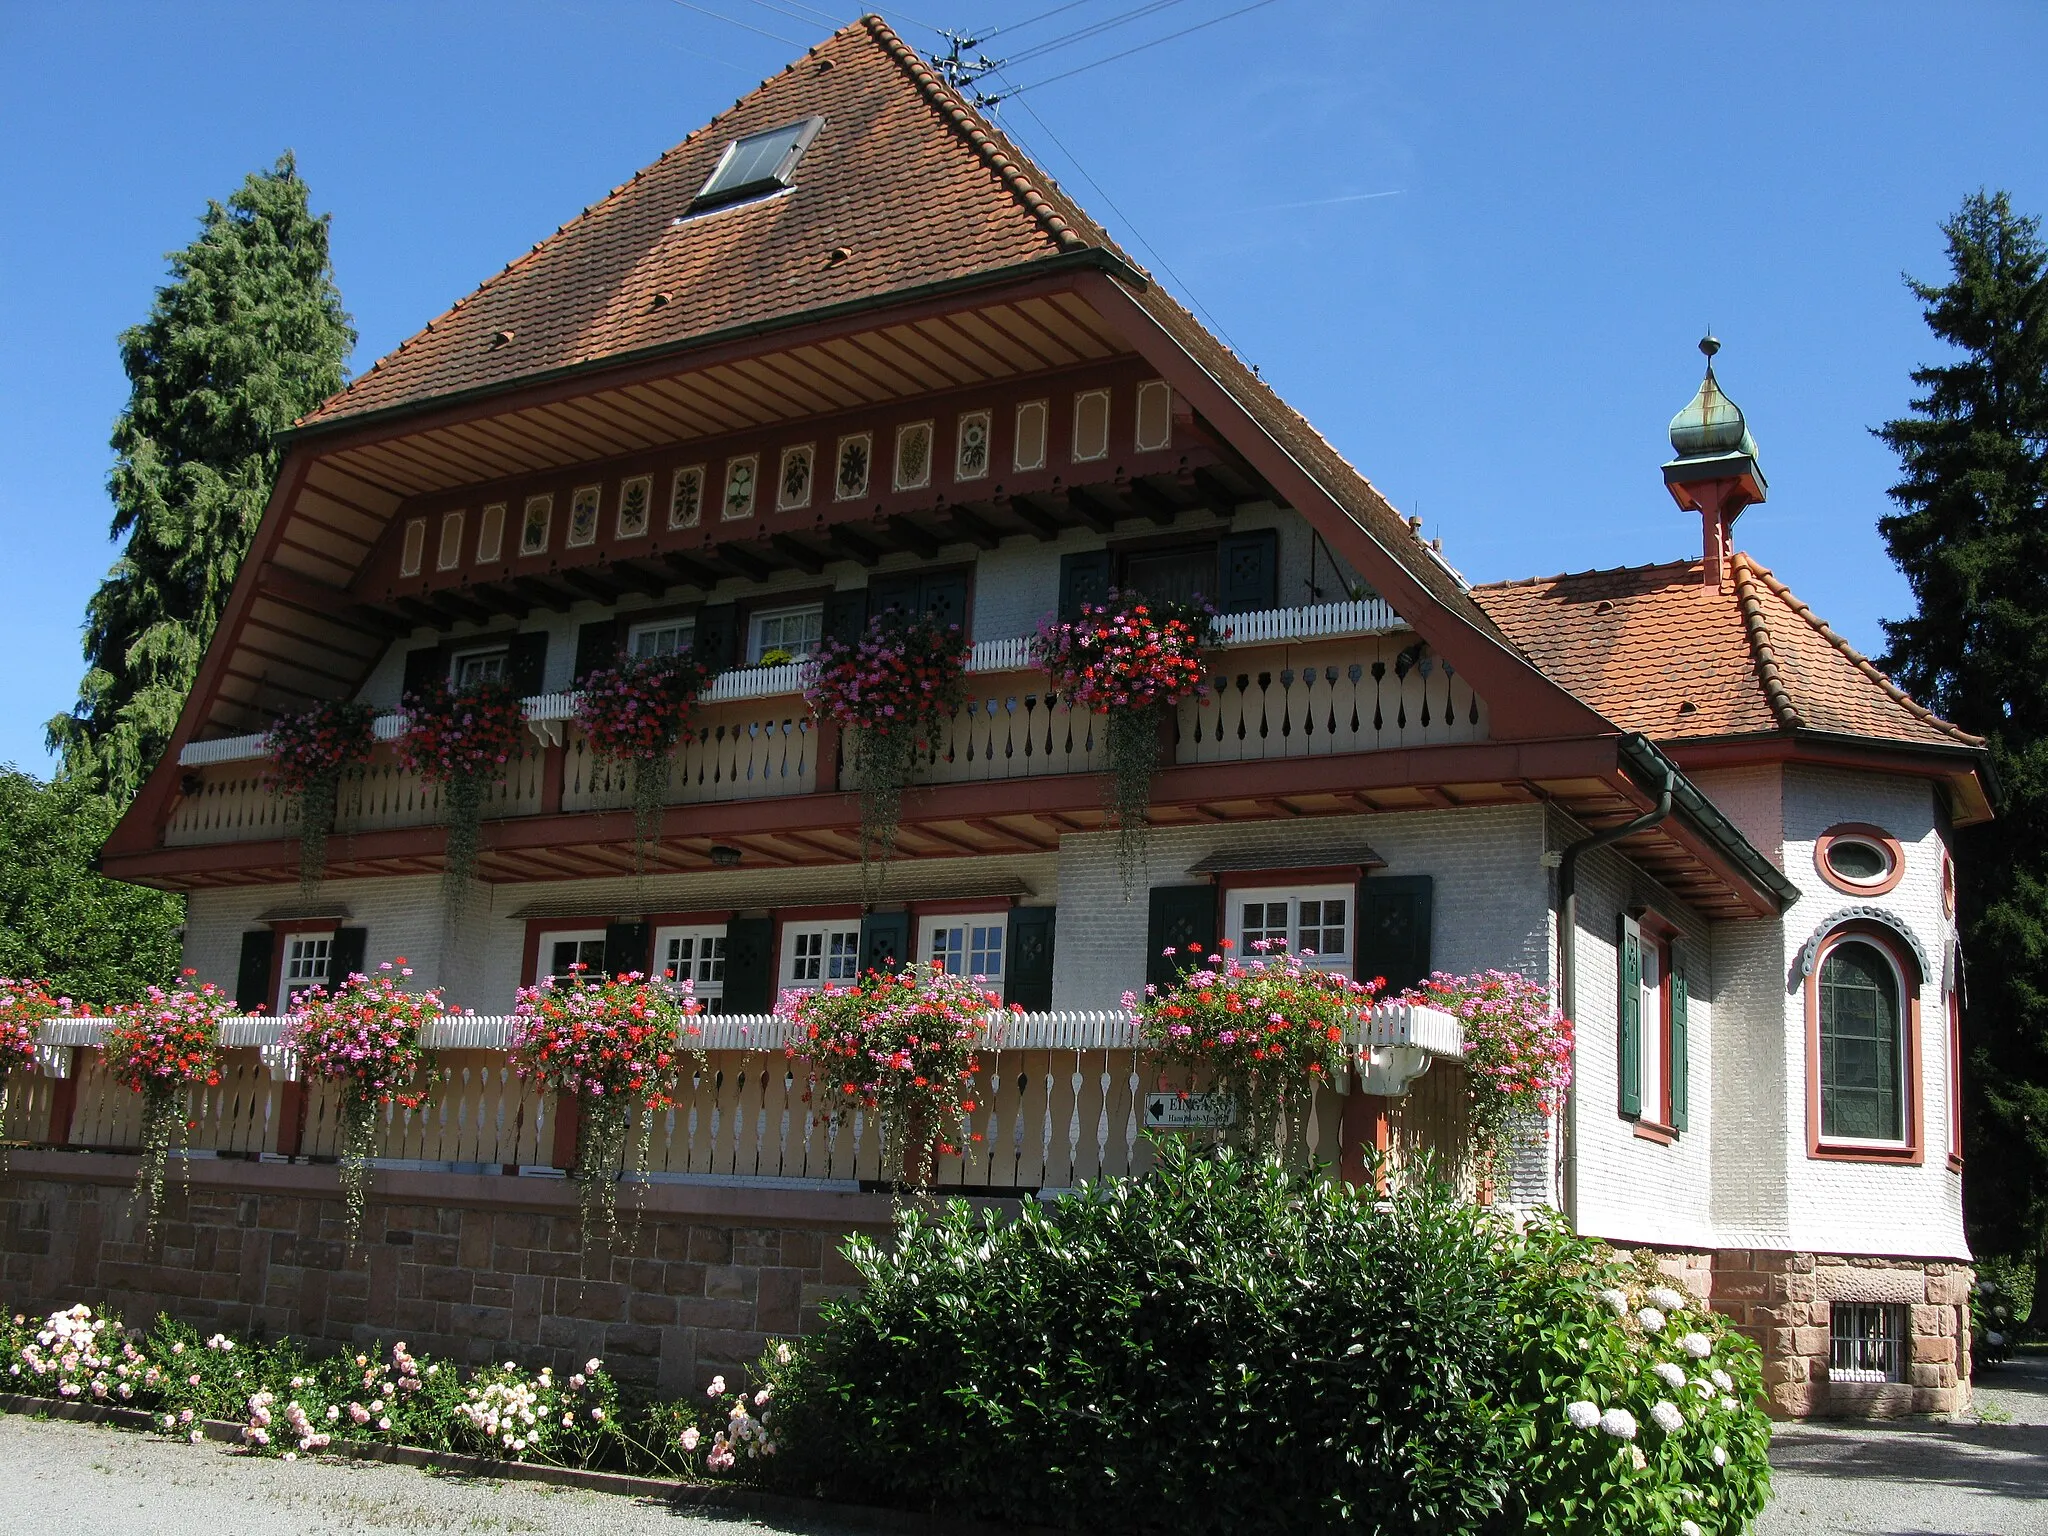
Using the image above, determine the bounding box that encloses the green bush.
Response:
[768,1139,1772,1534]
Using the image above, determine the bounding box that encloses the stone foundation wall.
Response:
[0,1152,897,1398]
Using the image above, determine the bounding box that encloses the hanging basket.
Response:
[101,975,233,1241]
[572,649,715,874]
[395,679,527,925]
[265,699,378,894]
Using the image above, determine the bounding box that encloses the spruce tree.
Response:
[48,152,354,802]
[1876,190,2048,1306]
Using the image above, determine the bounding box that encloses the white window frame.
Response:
[1223,885,1352,972]
[780,919,863,992]
[1638,930,1665,1125]
[278,931,335,1013]
[1823,835,1896,889]
[922,911,1007,982]
[450,644,510,688]
[628,617,697,660]
[536,928,606,985]
[655,923,727,1006]
[748,602,824,663]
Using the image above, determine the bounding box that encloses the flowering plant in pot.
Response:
[782,961,1002,1188]
[572,649,715,873]
[0,977,63,1165]
[804,611,969,903]
[1130,940,1379,1147]
[264,698,377,893]
[1034,591,1218,895]
[509,966,705,1241]
[102,973,234,1237]
[395,678,527,921]
[1403,970,1574,1194]
[286,959,447,1246]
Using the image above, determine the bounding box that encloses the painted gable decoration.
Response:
[1072,389,1110,463]
[567,485,601,547]
[894,421,933,491]
[520,494,552,556]
[400,518,426,578]
[1014,400,1048,471]
[436,510,465,572]
[778,444,815,511]
[477,503,505,563]
[723,455,758,520]
[1135,380,1172,452]
[955,410,991,481]
[669,466,704,528]
[835,434,871,500]
[616,476,651,538]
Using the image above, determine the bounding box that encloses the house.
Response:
[50,16,1984,1417]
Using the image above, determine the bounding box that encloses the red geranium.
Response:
[0,978,63,1083]
[265,698,378,798]
[396,678,526,786]
[1032,589,1217,713]
[573,650,716,763]
[103,973,232,1095]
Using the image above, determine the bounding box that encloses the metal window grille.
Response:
[1829,1302,1905,1382]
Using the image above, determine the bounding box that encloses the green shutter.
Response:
[919,571,970,632]
[234,930,276,1014]
[1216,528,1279,613]
[1057,550,1113,621]
[401,645,443,699]
[1670,949,1690,1133]
[1145,886,1218,991]
[1005,906,1056,1011]
[506,632,550,697]
[1355,875,1433,995]
[823,589,869,644]
[602,921,652,980]
[573,620,619,683]
[720,917,775,1014]
[1618,916,1642,1117]
[696,604,738,670]
[329,927,369,987]
[859,911,910,975]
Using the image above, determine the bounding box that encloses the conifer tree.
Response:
[1876,190,2048,1306]
[48,153,354,802]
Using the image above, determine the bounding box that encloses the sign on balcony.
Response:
[1143,1091,1238,1130]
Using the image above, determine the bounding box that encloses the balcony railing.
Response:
[9,1005,1466,1193]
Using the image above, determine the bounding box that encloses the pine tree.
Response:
[48,153,354,802]
[1876,190,2048,1309]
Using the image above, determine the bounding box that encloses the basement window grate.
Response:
[1829,1302,1905,1383]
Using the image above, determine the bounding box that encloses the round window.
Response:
[1825,838,1892,886]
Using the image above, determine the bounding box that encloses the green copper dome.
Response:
[1668,335,1758,460]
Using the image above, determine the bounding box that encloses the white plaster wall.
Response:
[1707,909,1793,1247]
[1690,764,1784,869]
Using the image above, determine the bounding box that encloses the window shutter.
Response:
[573,620,618,683]
[1216,528,1280,613]
[1618,914,1642,1117]
[1057,549,1113,621]
[823,589,869,645]
[506,632,549,698]
[696,604,738,671]
[401,646,443,699]
[329,927,369,986]
[1146,886,1218,991]
[1005,906,1056,1011]
[234,931,276,1014]
[919,571,971,633]
[602,921,652,980]
[720,917,774,1013]
[859,911,910,975]
[1669,944,1690,1133]
[867,574,920,617]
[1355,875,1433,995]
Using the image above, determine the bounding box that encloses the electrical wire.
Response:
[1000,0,1281,95]
[999,0,1193,67]
[734,0,847,32]
[663,0,806,47]
[979,0,1094,41]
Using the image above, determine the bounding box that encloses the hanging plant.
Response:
[1034,590,1218,897]
[101,974,232,1239]
[265,699,378,893]
[0,978,62,1167]
[804,612,969,905]
[782,962,1003,1188]
[509,966,705,1243]
[395,678,527,923]
[1403,971,1575,1192]
[1131,941,1380,1148]
[572,649,716,875]
[287,958,446,1247]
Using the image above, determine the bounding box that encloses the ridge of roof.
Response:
[1730,554,1806,732]
[1733,553,1984,748]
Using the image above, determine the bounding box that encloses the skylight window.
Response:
[692,116,824,211]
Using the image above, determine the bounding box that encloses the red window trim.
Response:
[1624,907,1678,1134]
[1804,920,1924,1165]
[1814,822,1906,897]
[1945,987,1963,1174]
[1212,866,1366,891]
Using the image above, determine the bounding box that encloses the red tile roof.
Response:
[1474,553,1981,750]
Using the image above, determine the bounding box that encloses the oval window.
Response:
[1825,838,1892,886]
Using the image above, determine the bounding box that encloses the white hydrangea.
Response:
[1647,1286,1687,1314]
[1711,1444,1729,1468]
[1637,1307,1667,1333]
[1598,1288,1630,1317]
[1565,1400,1601,1430]
[1652,1361,1687,1391]
[1681,1521,1703,1536]
[1650,1400,1685,1434]
[1678,1331,1713,1359]
[1710,1368,1733,1393]
[1599,1407,1638,1440]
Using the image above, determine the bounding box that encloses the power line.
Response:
[981,0,1095,40]
[733,0,845,32]
[998,0,1281,96]
[1000,0,1193,68]
[663,0,806,48]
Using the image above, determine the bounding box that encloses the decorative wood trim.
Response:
[1212,866,1366,891]
[1632,1119,1677,1146]
[1803,920,1925,1165]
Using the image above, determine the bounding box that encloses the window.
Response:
[691,116,824,211]
[1829,1303,1905,1383]
[538,931,606,984]
[925,913,1005,980]
[749,603,823,662]
[1123,545,1216,607]
[629,619,696,659]
[279,934,332,1011]
[1638,938,1665,1125]
[1946,987,1963,1168]
[451,647,508,688]
[1819,937,1906,1144]
[1224,886,1350,970]
[1815,823,1904,896]
[1618,914,1688,1134]
[657,925,726,1008]
[782,921,862,990]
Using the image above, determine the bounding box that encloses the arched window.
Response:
[1818,938,1905,1143]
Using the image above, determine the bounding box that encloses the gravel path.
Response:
[1758,1353,2048,1535]
[0,1413,867,1536]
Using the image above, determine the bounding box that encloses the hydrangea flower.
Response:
[1647,1285,1687,1314]
[1599,1407,1638,1440]
[1598,1287,1630,1316]
[1565,1400,1601,1430]
[1637,1306,1667,1333]
[1710,1368,1734,1392]
[1652,1361,1686,1391]
[1679,1331,1713,1358]
[1711,1443,1729,1468]
[1650,1400,1685,1434]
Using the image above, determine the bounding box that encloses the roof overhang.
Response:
[1662,730,1995,828]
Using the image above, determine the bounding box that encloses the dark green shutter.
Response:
[329,927,369,986]
[859,911,910,975]
[696,604,738,670]
[1216,529,1279,613]
[1057,550,1113,621]
[1355,875,1433,994]
[401,645,443,699]
[919,571,970,632]
[573,620,618,683]
[506,632,549,697]
[602,921,652,980]
[823,589,869,644]
[1670,946,1689,1133]
[721,917,774,1013]
[1146,886,1218,991]
[1005,906,1056,1011]
[234,931,276,1014]
[868,574,920,617]
[1618,917,1643,1117]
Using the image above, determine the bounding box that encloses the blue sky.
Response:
[2,1,2043,776]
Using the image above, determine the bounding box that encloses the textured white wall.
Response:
[1690,764,1784,867]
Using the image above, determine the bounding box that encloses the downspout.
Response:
[1557,753,1676,1227]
